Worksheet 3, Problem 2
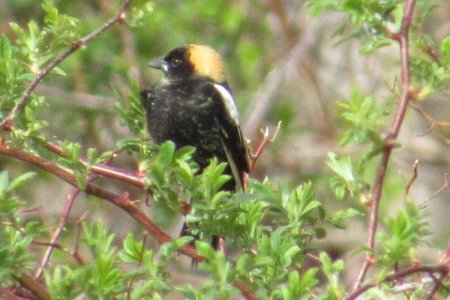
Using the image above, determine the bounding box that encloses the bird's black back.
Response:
[141,78,249,191]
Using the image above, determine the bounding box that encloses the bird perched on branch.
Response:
[141,44,250,247]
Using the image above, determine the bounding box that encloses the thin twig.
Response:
[419,173,450,209]
[410,102,450,133]
[0,143,256,299]
[43,140,145,189]
[1,145,257,299]
[404,159,419,201]
[249,121,282,171]
[0,143,202,261]
[0,0,133,129]
[352,0,417,292]
[34,188,80,279]
[35,149,118,279]
[71,214,87,266]
[347,265,449,300]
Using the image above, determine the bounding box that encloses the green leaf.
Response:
[157,141,176,167]
[300,200,322,217]
[0,171,8,194]
[0,35,12,60]
[327,153,354,182]
[441,36,450,67]
[52,66,66,76]
[329,208,364,229]
[6,172,36,193]
[119,233,144,263]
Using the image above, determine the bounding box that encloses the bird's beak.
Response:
[148,57,168,73]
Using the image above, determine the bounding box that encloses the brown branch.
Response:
[0,144,256,299]
[352,0,417,291]
[0,287,22,300]
[347,265,449,300]
[233,281,256,300]
[43,140,145,189]
[35,188,80,279]
[249,121,282,171]
[34,148,118,280]
[14,272,50,300]
[425,45,441,66]
[0,0,133,129]
[0,143,202,261]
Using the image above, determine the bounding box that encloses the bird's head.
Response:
[148,44,227,84]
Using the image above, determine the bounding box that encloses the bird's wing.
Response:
[211,83,250,191]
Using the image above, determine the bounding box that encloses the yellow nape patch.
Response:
[188,44,227,83]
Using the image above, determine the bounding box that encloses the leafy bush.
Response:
[0,0,449,299]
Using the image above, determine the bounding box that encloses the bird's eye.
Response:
[171,57,182,67]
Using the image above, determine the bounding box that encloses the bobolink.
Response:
[141,44,249,191]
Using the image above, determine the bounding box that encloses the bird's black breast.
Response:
[141,78,249,190]
[142,79,220,152]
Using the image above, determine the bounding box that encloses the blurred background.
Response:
[1,0,449,288]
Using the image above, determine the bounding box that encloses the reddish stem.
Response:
[0,144,256,299]
[347,265,449,300]
[0,143,202,261]
[352,0,416,291]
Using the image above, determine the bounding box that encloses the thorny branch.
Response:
[0,0,133,129]
[352,0,417,292]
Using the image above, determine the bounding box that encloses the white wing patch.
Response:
[213,83,240,125]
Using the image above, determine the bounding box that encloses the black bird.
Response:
[141,45,250,248]
[141,44,249,191]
